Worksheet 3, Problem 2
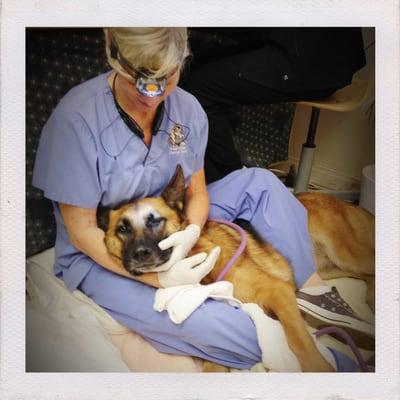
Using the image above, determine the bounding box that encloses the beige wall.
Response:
[288,28,375,190]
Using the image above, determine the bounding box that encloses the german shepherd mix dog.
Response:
[97,165,375,372]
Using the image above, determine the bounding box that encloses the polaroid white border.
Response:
[1,0,399,399]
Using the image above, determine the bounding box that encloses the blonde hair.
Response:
[104,27,189,79]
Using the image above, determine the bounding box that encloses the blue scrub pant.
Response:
[207,168,315,288]
[79,168,356,370]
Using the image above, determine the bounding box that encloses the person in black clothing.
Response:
[183,28,366,183]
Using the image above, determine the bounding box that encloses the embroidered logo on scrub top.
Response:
[169,123,187,154]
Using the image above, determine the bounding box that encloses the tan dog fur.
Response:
[99,166,375,373]
[297,192,375,311]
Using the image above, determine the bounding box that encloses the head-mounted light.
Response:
[135,72,166,97]
[110,40,167,98]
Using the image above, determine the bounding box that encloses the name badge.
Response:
[169,124,187,154]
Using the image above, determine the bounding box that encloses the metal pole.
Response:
[294,107,320,193]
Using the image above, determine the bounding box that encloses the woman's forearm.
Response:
[184,169,209,229]
[184,191,209,228]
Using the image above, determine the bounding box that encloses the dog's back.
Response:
[193,192,375,311]
[195,221,295,288]
[296,192,375,277]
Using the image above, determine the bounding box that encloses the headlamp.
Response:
[135,72,166,97]
[110,40,167,98]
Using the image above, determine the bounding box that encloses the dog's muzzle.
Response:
[122,242,172,275]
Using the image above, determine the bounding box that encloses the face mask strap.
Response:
[110,39,139,78]
[110,39,119,59]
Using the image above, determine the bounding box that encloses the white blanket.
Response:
[26,258,130,372]
[26,251,202,372]
[154,282,336,372]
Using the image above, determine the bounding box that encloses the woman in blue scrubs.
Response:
[33,27,366,371]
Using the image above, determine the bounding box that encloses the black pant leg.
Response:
[183,60,245,183]
[184,53,338,183]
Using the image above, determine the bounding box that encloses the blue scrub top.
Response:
[32,71,209,290]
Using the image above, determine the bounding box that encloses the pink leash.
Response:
[314,326,370,372]
[207,218,247,281]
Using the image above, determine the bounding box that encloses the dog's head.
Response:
[97,165,187,275]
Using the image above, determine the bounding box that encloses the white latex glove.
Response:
[158,224,201,261]
[158,247,221,288]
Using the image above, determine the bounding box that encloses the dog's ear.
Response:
[97,207,111,232]
[161,164,185,212]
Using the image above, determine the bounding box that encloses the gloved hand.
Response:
[158,224,201,261]
[158,247,221,288]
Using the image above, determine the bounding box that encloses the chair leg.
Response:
[294,107,320,193]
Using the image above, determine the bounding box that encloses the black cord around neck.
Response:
[111,73,165,139]
[112,74,144,139]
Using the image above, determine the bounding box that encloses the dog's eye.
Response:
[118,225,127,234]
[146,213,165,229]
[117,219,132,235]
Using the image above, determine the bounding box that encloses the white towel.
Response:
[154,281,241,323]
[154,282,336,372]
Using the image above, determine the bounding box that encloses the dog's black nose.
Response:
[133,246,152,261]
